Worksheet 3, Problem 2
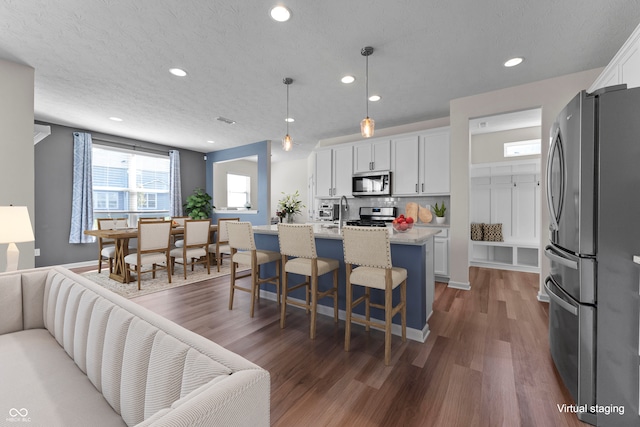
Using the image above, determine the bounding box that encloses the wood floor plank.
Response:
[74,265,590,426]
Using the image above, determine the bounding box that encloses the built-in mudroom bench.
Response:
[469,159,541,272]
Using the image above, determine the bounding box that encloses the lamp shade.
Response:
[0,206,35,244]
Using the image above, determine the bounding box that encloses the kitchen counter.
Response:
[252,223,440,245]
[252,223,438,342]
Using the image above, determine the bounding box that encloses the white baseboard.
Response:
[447,280,471,290]
[260,290,429,343]
[61,260,98,269]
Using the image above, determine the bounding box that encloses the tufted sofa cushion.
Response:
[0,266,270,427]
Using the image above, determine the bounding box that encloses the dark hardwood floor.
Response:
[76,265,587,426]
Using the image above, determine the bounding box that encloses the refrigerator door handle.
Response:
[544,245,578,270]
[544,276,578,316]
[546,126,563,232]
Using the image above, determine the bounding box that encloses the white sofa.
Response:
[0,266,270,427]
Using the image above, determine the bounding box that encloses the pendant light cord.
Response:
[286,83,290,134]
[365,54,369,117]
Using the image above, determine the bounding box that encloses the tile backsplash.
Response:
[315,195,450,224]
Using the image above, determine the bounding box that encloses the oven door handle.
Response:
[544,276,578,316]
[544,245,578,270]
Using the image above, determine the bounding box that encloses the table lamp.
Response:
[0,206,35,272]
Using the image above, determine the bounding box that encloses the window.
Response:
[94,191,120,210]
[227,173,250,208]
[92,145,170,222]
[504,139,541,157]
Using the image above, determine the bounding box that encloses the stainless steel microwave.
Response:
[352,171,391,196]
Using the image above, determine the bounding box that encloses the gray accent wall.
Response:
[34,122,206,267]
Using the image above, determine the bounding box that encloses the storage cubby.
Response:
[469,159,541,273]
[470,241,539,272]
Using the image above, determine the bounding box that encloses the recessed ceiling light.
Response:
[341,75,355,84]
[285,117,294,123]
[109,117,123,122]
[169,68,187,77]
[368,95,381,102]
[270,5,291,22]
[207,140,215,144]
[504,57,523,67]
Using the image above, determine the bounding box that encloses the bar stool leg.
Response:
[281,257,288,329]
[275,259,281,307]
[333,269,339,323]
[384,281,393,365]
[250,261,258,318]
[229,261,236,310]
[344,264,353,352]
[310,274,318,339]
[401,279,407,342]
[365,288,371,332]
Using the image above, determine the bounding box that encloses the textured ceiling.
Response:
[1,1,639,162]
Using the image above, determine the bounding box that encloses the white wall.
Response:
[449,68,603,294]
[271,157,311,223]
[0,59,35,271]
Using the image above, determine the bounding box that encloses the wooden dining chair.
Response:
[277,223,339,339]
[170,219,211,279]
[97,217,132,273]
[342,226,407,365]
[124,220,173,290]
[171,216,190,247]
[227,221,281,317]
[207,217,239,272]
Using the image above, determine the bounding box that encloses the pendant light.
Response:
[360,46,375,138]
[282,77,293,151]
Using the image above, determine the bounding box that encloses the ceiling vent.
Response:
[216,116,236,125]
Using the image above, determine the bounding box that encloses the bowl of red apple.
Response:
[391,214,414,232]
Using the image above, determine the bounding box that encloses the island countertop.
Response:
[252,223,440,245]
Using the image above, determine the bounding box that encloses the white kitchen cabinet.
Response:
[391,135,420,195]
[420,129,450,195]
[315,149,333,198]
[390,127,450,196]
[353,139,391,173]
[590,22,640,92]
[315,145,353,198]
[433,227,449,279]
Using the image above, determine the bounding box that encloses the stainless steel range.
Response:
[346,207,397,227]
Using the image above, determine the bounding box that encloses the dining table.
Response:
[84,224,218,283]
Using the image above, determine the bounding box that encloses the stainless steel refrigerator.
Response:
[545,84,640,426]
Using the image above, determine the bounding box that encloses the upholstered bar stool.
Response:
[277,224,339,339]
[227,221,281,317]
[342,226,407,365]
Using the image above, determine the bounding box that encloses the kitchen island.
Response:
[252,224,440,342]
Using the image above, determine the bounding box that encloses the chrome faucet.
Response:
[338,195,349,232]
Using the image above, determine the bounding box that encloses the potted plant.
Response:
[277,191,304,223]
[433,201,446,224]
[183,188,213,219]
